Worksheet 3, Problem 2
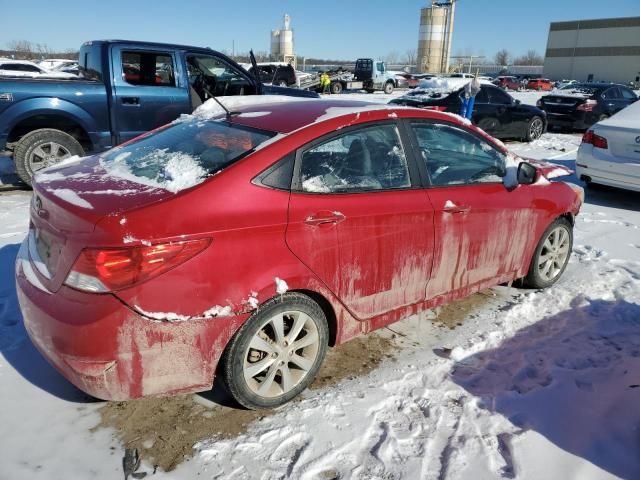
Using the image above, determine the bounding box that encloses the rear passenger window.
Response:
[121,51,175,87]
[620,88,637,100]
[412,122,506,186]
[299,125,411,193]
[603,88,621,100]
[488,87,512,105]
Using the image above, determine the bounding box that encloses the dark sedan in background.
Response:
[389,84,547,142]
[537,83,638,130]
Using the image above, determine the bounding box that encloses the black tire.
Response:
[523,217,573,289]
[330,82,343,94]
[383,82,394,94]
[525,116,544,142]
[220,292,329,410]
[365,88,375,94]
[13,128,84,186]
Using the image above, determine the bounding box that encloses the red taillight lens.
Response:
[582,130,608,149]
[65,238,211,293]
[424,106,448,112]
[576,100,597,112]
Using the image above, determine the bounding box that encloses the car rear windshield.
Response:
[562,84,601,95]
[101,120,275,192]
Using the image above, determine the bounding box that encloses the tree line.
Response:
[2,40,77,60]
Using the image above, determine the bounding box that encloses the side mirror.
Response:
[514,99,521,105]
[517,162,537,185]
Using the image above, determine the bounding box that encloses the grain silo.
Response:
[417,0,456,73]
[270,14,295,66]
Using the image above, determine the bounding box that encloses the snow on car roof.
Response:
[184,96,412,134]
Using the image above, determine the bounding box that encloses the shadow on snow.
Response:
[451,298,640,480]
[0,243,91,403]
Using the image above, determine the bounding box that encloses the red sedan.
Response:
[527,78,554,91]
[16,99,582,409]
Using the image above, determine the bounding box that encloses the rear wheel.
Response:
[13,128,84,186]
[383,82,394,94]
[221,292,329,410]
[525,116,544,142]
[330,82,343,94]
[523,218,573,289]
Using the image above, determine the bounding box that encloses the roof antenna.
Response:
[209,96,240,119]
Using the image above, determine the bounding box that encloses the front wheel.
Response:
[13,128,84,186]
[221,292,329,410]
[330,82,343,94]
[525,116,544,142]
[383,82,394,94]
[523,218,573,289]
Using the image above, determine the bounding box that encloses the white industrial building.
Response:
[416,0,456,74]
[543,16,640,84]
[270,14,295,67]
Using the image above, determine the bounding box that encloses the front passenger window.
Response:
[300,125,411,193]
[412,123,506,186]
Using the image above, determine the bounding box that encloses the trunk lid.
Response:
[540,94,586,114]
[28,156,174,292]
[594,123,640,162]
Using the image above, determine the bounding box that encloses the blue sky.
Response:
[2,0,639,60]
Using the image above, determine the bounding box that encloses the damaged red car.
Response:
[16,98,583,409]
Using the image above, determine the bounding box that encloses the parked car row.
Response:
[389,83,547,142]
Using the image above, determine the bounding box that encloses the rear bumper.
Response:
[576,145,640,192]
[15,240,228,400]
[545,110,595,130]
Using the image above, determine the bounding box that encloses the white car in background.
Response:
[37,58,76,71]
[0,59,76,79]
[576,101,640,192]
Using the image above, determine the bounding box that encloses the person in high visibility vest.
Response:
[320,72,331,94]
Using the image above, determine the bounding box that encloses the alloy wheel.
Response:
[529,118,544,140]
[28,141,72,173]
[243,310,320,398]
[537,226,570,282]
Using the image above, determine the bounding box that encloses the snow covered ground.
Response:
[1,99,639,480]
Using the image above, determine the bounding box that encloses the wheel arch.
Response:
[291,289,338,347]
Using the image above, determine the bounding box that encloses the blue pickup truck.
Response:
[0,39,316,185]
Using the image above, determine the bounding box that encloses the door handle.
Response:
[121,97,140,105]
[443,203,470,214]
[304,211,346,226]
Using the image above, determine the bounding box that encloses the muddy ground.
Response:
[97,291,496,472]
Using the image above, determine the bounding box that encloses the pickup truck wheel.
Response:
[330,82,343,94]
[14,129,84,186]
[383,82,394,94]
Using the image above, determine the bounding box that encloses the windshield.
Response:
[101,120,275,192]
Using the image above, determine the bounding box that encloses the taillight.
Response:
[576,100,597,112]
[424,106,448,112]
[582,130,608,149]
[65,238,211,293]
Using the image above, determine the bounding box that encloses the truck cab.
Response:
[353,58,396,94]
[0,39,317,185]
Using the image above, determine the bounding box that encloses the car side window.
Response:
[603,88,621,100]
[187,54,253,98]
[411,122,506,186]
[121,51,175,87]
[299,124,411,193]
[488,87,512,105]
[474,87,489,103]
[620,87,637,100]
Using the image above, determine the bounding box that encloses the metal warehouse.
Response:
[543,16,640,84]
